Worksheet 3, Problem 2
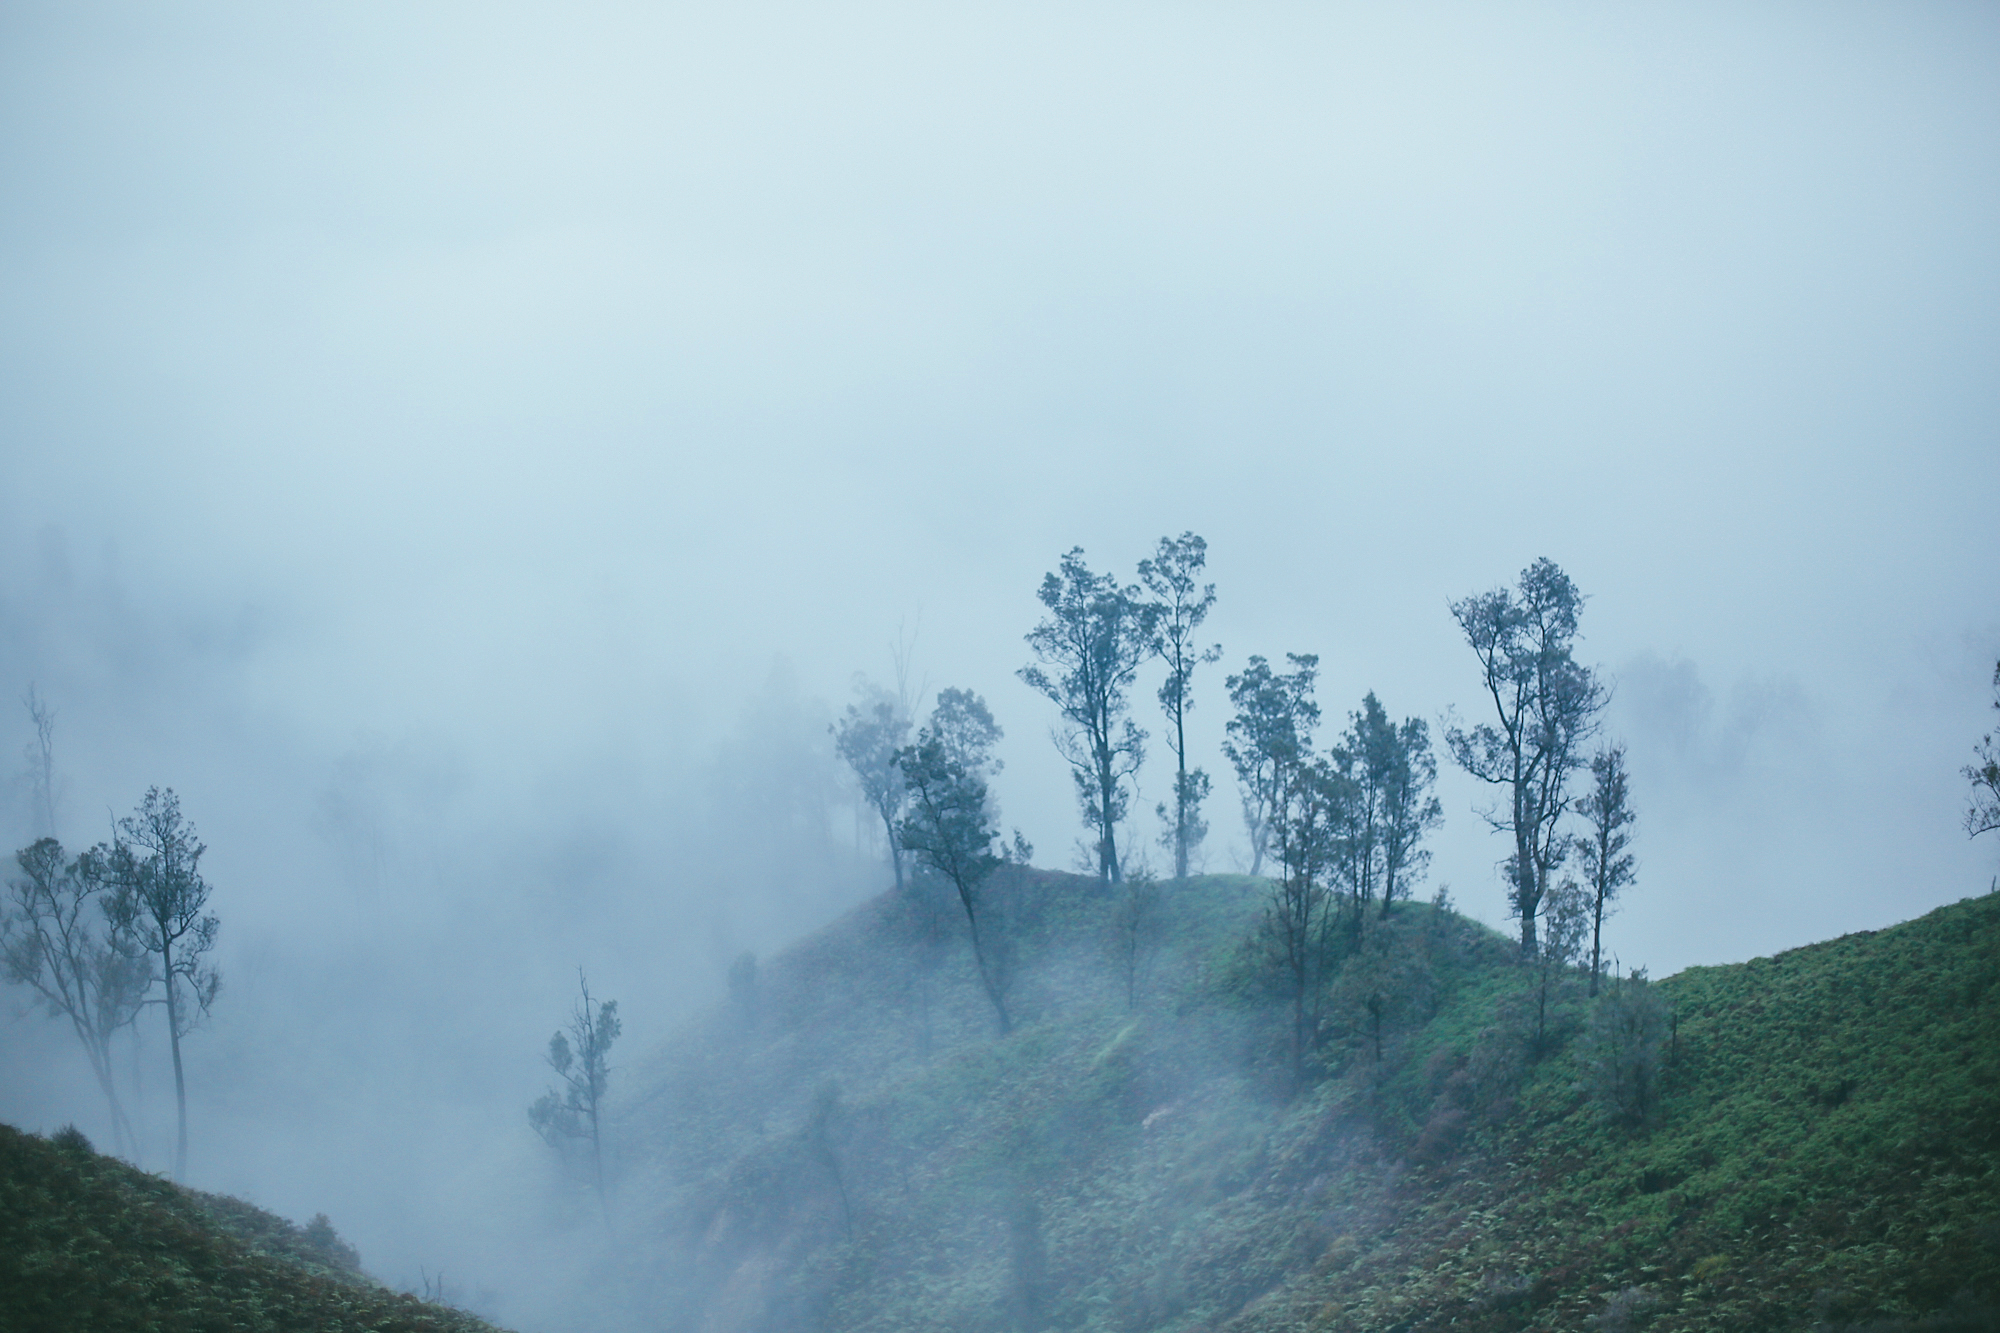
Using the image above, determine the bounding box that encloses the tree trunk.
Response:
[1589,894,1604,998]
[882,808,904,893]
[1173,707,1190,880]
[1098,755,1122,885]
[162,940,188,1182]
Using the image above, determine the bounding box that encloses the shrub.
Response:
[49,1124,93,1155]
[1577,970,1669,1126]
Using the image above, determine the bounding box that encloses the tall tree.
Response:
[1222,654,1320,877]
[1445,559,1606,956]
[1137,533,1222,879]
[2,839,149,1155]
[1329,694,1393,915]
[1020,549,1155,884]
[529,969,621,1222]
[1259,751,1346,1086]
[833,678,913,891]
[1574,743,1637,996]
[1967,659,2000,845]
[108,788,219,1182]
[1379,715,1443,917]
[897,689,1012,1033]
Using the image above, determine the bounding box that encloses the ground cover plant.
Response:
[577,875,1999,1333]
[0,1122,506,1333]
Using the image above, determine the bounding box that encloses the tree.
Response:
[897,689,1012,1033]
[1109,866,1161,1011]
[2,838,149,1156]
[22,687,57,838]
[1574,743,1637,996]
[1329,694,1393,916]
[1967,659,2000,846]
[1020,548,1155,884]
[1445,559,1606,956]
[1222,655,1322,878]
[1259,751,1346,1085]
[1227,655,1345,1082]
[1578,967,1669,1126]
[1138,533,1222,879]
[1529,879,1589,1054]
[1379,715,1443,917]
[833,679,913,891]
[108,788,219,1182]
[529,969,621,1220]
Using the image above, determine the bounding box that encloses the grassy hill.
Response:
[581,871,2000,1333]
[0,1121,507,1333]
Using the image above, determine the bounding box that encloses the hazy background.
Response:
[2,0,1996,1326]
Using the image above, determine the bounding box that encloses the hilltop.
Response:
[0,1122,507,1333]
[572,871,2000,1333]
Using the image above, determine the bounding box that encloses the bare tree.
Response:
[897,689,1012,1033]
[108,788,219,1182]
[1020,548,1155,884]
[1222,654,1321,878]
[529,969,621,1221]
[1138,533,1222,879]
[1445,559,1606,956]
[2,838,149,1155]
[22,687,57,838]
[1574,743,1637,996]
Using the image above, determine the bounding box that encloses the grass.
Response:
[0,1122,508,1333]
[592,873,2000,1333]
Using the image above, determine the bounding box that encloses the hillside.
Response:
[575,871,2000,1333]
[0,1122,507,1333]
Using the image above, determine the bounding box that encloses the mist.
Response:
[2,1,1996,1327]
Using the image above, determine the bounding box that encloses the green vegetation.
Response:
[594,873,1999,1333]
[0,1122,506,1332]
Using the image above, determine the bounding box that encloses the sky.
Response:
[1,0,1996,1323]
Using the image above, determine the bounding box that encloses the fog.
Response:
[2,1,1996,1327]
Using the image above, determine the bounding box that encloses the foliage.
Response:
[897,689,1011,1032]
[834,678,914,891]
[1330,692,1443,917]
[108,787,221,1182]
[1445,558,1606,956]
[1575,742,1637,995]
[602,876,2000,1333]
[1137,532,1222,880]
[1968,659,2000,844]
[1020,548,1156,884]
[1223,654,1321,878]
[1576,965,1668,1124]
[0,1121,503,1332]
[2,837,149,1156]
[529,970,621,1213]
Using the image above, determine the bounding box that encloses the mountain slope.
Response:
[0,1122,507,1333]
[585,873,1999,1333]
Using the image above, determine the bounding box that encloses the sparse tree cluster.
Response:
[4,785,223,1179]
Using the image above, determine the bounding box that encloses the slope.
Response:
[578,872,1999,1333]
[0,1122,508,1333]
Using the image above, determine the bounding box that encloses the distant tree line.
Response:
[823,545,1652,1084]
